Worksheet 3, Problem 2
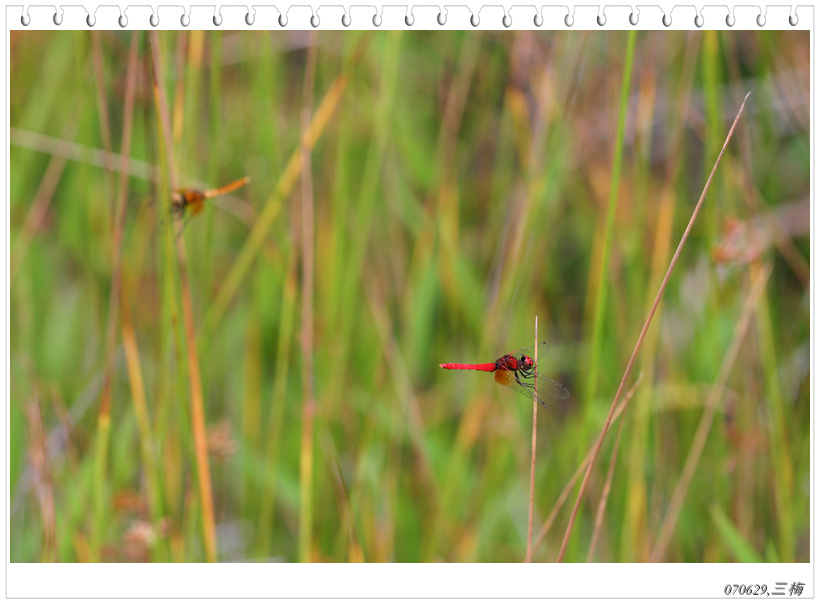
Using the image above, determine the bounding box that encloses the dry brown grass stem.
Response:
[586,379,631,562]
[99,31,139,421]
[525,316,539,562]
[298,30,318,564]
[91,31,115,197]
[556,92,751,563]
[91,32,139,559]
[25,396,57,561]
[11,143,69,280]
[650,261,772,561]
[529,372,643,559]
[10,128,157,180]
[320,430,365,562]
[149,31,217,563]
[9,128,256,225]
[120,290,158,518]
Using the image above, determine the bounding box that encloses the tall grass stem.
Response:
[298,31,318,564]
[526,316,538,562]
[585,30,637,404]
[91,31,139,560]
[149,31,218,563]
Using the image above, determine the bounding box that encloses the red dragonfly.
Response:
[171,176,250,218]
[439,342,570,408]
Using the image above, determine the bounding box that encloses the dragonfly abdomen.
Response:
[438,362,497,371]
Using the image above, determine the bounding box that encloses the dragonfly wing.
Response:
[516,342,571,401]
[494,368,570,407]
[537,377,571,400]
[495,369,548,407]
[494,368,517,389]
[508,341,551,360]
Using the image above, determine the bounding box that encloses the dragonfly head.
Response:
[520,354,535,369]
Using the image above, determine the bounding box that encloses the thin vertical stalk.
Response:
[525,316,538,562]
[26,396,57,561]
[298,32,318,563]
[92,31,139,560]
[120,290,160,519]
[90,31,115,205]
[585,30,636,405]
[256,252,298,558]
[149,31,217,563]
[312,33,390,429]
[752,259,795,561]
[434,32,481,324]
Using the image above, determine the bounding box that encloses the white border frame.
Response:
[4,1,815,600]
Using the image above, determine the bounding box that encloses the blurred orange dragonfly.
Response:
[171,176,250,218]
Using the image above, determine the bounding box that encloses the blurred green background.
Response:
[10,29,809,563]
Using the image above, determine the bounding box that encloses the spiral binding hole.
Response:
[756,13,765,27]
[10,4,703,31]
[789,13,798,26]
[725,14,735,27]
